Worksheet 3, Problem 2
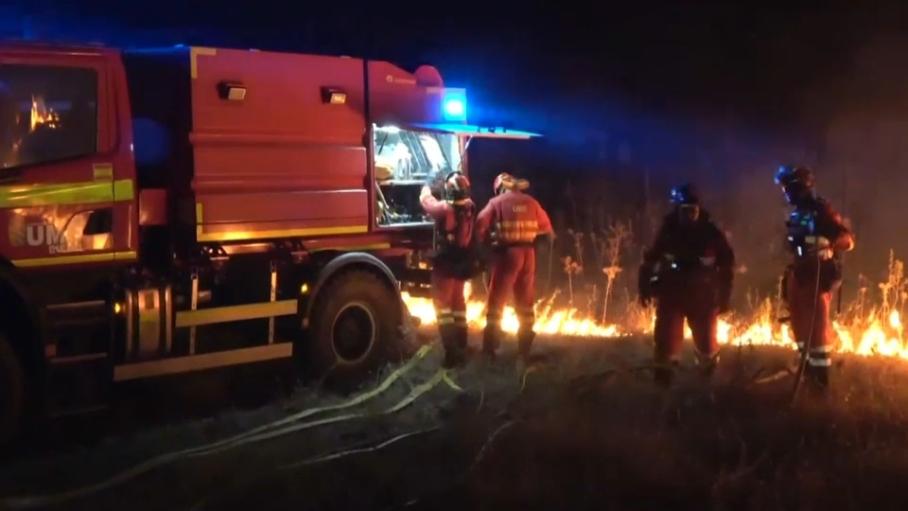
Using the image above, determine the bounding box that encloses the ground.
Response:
[2,333,908,511]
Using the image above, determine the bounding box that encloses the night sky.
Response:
[4,1,908,286]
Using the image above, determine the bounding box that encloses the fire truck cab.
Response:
[0,42,537,442]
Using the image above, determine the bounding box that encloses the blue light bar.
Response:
[442,89,467,122]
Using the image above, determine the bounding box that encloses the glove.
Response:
[803,235,834,259]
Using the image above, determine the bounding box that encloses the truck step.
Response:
[47,403,109,419]
[49,352,109,366]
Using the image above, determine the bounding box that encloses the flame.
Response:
[403,263,908,361]
[402,283,625,338]
[29,95,60,132]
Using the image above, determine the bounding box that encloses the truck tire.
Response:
[0,333,24,444]
[307,270,402,386]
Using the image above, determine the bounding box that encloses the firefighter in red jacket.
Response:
[476,173,553,361]
[420,172,476,368]
[775,165,854,390]
[639,184,735,386]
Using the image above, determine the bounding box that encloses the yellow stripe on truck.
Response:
[12,251,137,268]
[0,179,134,208]
[190,47,217,79]
[197,225,369,242]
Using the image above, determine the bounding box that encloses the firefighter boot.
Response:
[654,360,679,388]
[440,325,466,369]
[517,328,538,363]
[455,325,472,362]
[805,364,830,395]
[695,351,720,379]
[482,325,501,361]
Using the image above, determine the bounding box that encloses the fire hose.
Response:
[2,346,461,510]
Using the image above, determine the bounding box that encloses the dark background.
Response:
[4,0,908,299]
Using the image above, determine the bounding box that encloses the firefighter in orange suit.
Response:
[476,173,553,361]
[775,165,854,390]
[639,184,735,386]
[420,172,476,368]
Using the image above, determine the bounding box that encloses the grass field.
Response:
[2,333,908,510]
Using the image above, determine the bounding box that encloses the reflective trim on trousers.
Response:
[437,311,454,326]
[808,356,832,367]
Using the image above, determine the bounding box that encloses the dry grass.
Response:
[3,336,908,510]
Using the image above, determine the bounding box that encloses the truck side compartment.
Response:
[0,41,496,443]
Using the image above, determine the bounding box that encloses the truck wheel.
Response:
[307,270,401,386]
[0,334,25,444]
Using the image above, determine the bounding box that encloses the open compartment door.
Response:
[371,122,540,229]
[409,122,541,140]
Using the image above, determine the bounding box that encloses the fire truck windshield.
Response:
[0,65,98,170]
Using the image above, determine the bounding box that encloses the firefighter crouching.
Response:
[476,172,553,362]
[775,165,854,390]
[639,184,735,386]
[420,172,478,368]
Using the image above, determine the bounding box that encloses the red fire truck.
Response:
[0,42,536,441]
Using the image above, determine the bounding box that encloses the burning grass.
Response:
[403,252,908,361]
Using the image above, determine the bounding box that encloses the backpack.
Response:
[435,203,483,280]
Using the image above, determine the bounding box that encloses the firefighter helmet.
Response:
[444,171,471,202]
[774,165,815,189]
[493,172,514,195]
[669,183,700,205]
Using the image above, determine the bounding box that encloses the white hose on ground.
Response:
[2,346,449,510]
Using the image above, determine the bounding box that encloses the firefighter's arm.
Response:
[715,227,735,313]
[811,204,855,254]
[535,201,553,234]
[536,202,554,238]
[419,185,448,219]
[475,201,496,243]
[643,218,672,266]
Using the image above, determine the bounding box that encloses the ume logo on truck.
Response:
[9,216,67,253]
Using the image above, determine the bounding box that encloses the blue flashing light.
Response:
[442,89,467,122]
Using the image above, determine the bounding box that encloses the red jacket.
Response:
[476,191,552,246]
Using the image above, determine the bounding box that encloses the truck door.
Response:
[0,53,134,269]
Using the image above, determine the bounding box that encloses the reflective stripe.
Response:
[0,179,134,208]
[808,357,832,367]
[114,179,134,202]
[810,345,834,354]
[495,219,540,243]
[498,220,539,229]
[437,317,455,325]
[190,46,217,79]
[13,250,137,268]
[197,225,369,242]
[451,311,467,318]
[438,309,452,315]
